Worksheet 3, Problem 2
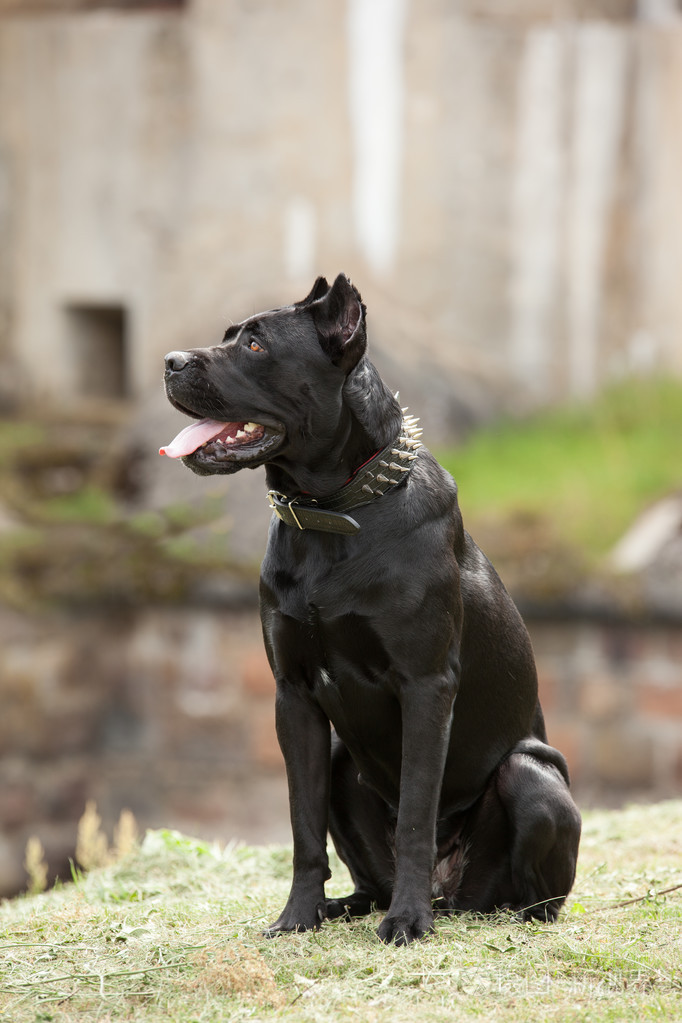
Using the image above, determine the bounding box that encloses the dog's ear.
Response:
[295,276,330,307]
[309,273,367,373]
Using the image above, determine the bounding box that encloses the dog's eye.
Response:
[247,338,264,353]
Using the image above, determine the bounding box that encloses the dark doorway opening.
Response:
[65,304,129,400]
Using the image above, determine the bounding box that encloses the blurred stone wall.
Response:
[1,2,682,437]
[1,602,680,896]
[534,618,682,804]
[0,604,288,895]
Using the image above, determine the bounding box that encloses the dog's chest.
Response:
[262,552,396,696]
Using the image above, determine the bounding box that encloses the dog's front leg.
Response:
[377,675,456,946]
[264,684,332,935]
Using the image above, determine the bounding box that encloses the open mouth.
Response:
[160,414,285,472]
[160,418,264,458]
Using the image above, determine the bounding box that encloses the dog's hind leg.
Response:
[443,741,581,922]
[502,741,581,921]
[326,738,394,920]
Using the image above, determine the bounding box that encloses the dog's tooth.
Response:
[236,429,247,439]
[244,422,258,433]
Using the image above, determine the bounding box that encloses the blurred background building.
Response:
[0,0,681,895]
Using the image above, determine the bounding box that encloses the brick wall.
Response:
[0,606,288,895]
[534,618,682,804]
[1,605,680,895]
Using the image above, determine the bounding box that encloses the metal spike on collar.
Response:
[266,409,423,534]
[401,410,422,446]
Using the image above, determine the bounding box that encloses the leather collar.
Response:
[267,413,423,535]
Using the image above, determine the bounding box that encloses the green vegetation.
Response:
[0,415,256,607]
[1,376,681,605]
[1,801,681,1021]
[437,377,682,561]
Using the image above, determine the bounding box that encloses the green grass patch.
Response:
[437,377,682,560]
[32,486,117,526]
[0,421,47,465]
[0,414,256,606]
[1,802,681,1022]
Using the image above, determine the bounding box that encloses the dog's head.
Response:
[160,273,368,476]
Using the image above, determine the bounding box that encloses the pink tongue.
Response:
[159,419,231,459]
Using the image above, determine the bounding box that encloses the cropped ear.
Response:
[295,276,330,307]
[309,273,367,373]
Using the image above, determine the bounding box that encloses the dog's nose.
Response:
[165,350,190,373]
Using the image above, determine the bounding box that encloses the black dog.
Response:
[161,273,581,945]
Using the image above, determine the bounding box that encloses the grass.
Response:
[0,413,255,607]
[1,801,681,1022]
[437,376,682,561]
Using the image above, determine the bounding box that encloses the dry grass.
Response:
[1,802,681,1022]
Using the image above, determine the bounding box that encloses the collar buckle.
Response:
[266,412,422,536]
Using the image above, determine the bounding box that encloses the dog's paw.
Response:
[377,907,435,946]
[263,901,327,937]
[325,891,375,920]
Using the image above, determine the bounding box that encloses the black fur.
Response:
[163,273,581,945]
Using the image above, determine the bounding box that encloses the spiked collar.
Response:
[267,412,423,535]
